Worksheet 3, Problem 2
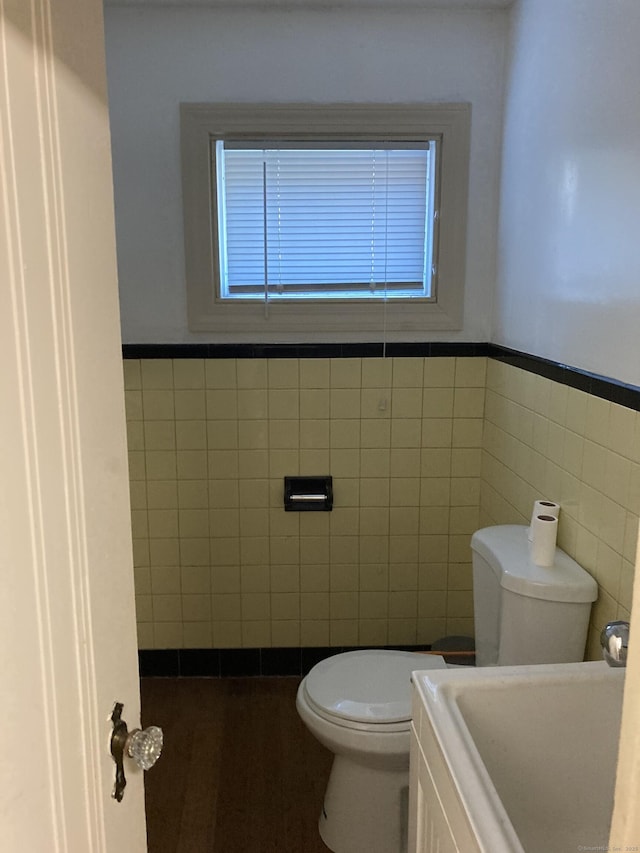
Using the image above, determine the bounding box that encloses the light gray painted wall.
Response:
[494,0,640,386]
[104,6,507,343]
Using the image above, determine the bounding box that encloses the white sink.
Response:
[411,661,625,853]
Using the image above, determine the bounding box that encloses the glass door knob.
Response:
[110,702,163,802]
[127,725,163,770]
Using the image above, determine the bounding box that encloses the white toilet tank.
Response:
[471,525,598,667]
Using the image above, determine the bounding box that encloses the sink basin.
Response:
[411,661,625,853]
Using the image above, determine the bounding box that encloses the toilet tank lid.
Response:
[471,525,598,603]
[304,650,447,723]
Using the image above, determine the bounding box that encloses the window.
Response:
[181,104,470,337]
[217,142,436,302]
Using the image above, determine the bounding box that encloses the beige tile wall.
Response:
[481,359,639,659]
[125,356,486,649]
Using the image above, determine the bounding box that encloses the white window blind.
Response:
[214,140,436,301]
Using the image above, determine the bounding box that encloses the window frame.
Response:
[180,103,470,337]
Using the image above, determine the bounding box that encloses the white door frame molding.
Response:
[610,539,640,846]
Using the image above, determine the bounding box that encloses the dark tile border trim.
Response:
[122,342,490,360]
[489,344,640,412]
[122,341,640,410]
[138,645,431,678]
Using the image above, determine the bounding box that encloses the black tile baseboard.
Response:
[177,648,221,677]
[138,645,432,678]
[138,649,181,677]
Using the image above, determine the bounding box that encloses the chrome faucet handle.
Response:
[600,620,630,667]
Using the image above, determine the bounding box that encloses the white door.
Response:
[0,0,147,850]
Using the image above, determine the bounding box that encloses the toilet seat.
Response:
[302,649,447,731]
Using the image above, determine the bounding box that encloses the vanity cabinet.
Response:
[408,684,481,853]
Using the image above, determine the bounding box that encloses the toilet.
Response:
[296,524,598,853]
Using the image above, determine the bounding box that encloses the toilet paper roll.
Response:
[527,500,560,541]
[530,514,558,566]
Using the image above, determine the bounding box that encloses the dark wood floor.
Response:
[141,677,332,852]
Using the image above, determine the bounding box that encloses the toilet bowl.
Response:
[297,525,598,853]
[296,649,447,853]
